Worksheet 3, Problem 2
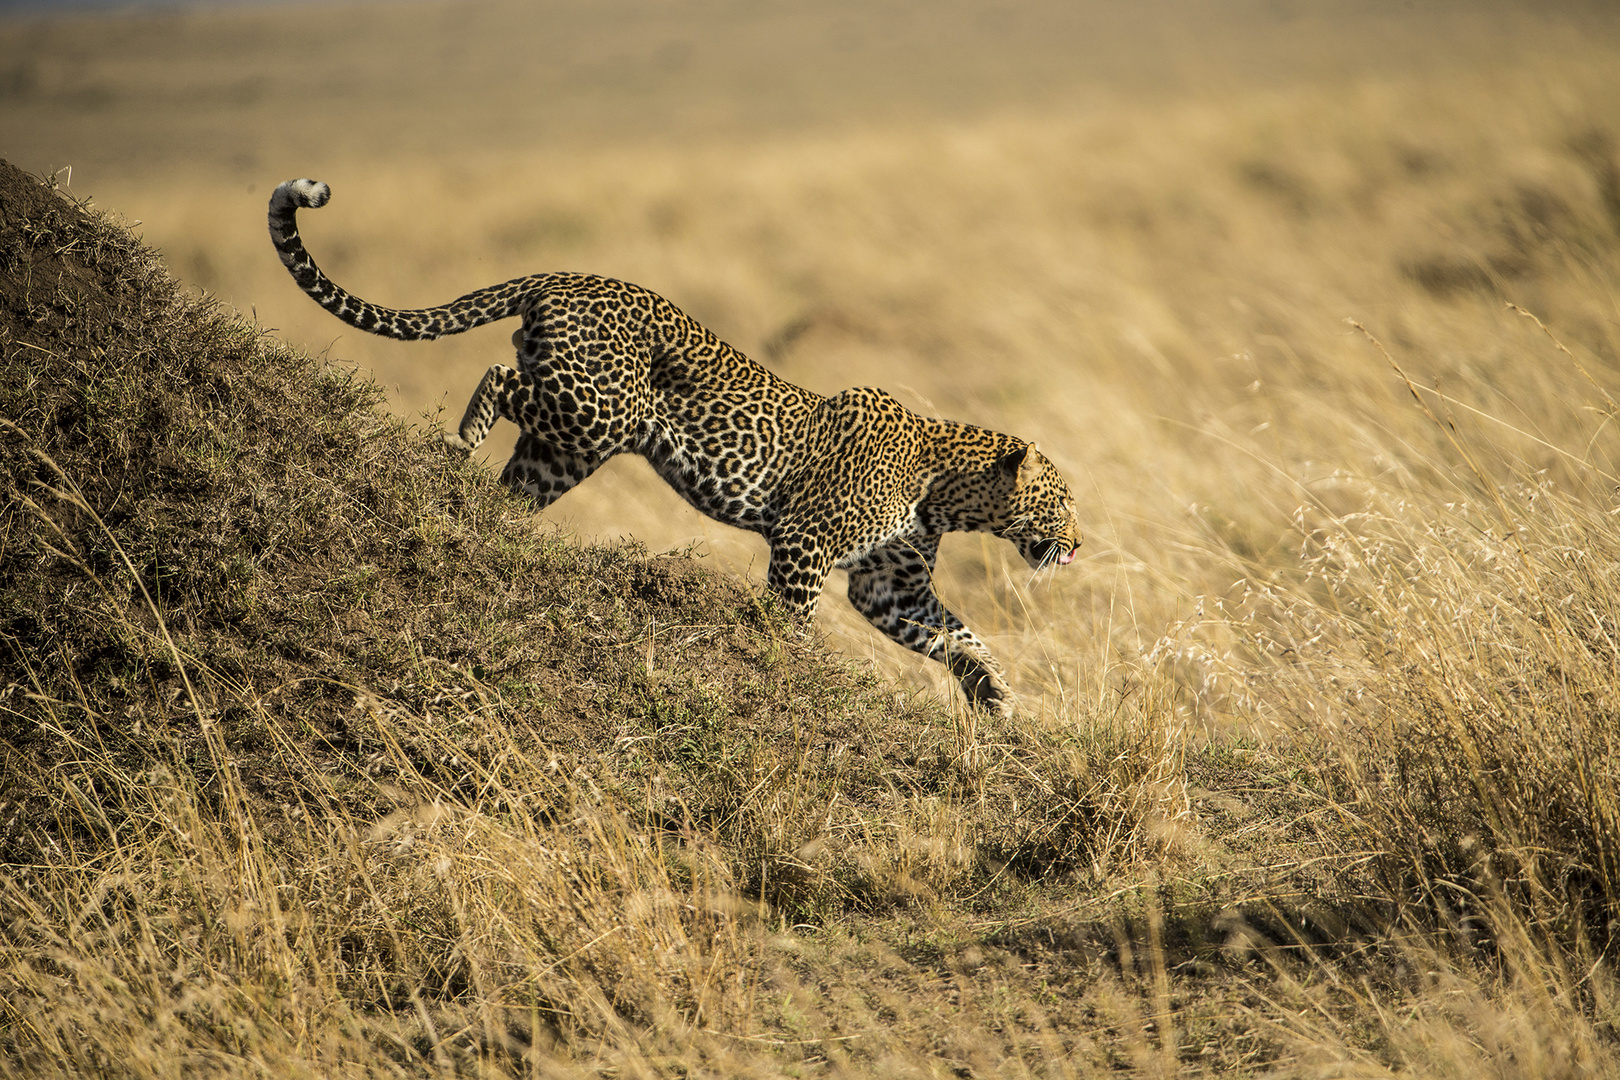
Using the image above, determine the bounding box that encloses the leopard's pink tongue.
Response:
[1059,548,1078,566]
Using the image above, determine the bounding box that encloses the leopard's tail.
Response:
[268,178,538,341]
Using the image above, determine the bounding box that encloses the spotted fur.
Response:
[268,178,1082,716]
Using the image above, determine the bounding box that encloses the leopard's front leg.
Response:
[845,538,1014,719]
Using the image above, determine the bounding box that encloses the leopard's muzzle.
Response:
[1034,538,1081,567]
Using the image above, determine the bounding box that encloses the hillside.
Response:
[4,150,1620,1075]
[0,161,1220,1075]
[11,0,1620,1073]
[0,154,897,809]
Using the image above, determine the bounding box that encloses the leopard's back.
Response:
[516,273,824,529]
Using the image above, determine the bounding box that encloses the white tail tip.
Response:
[270,178,331,212]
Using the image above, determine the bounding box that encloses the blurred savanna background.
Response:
[8,0,1620,1074]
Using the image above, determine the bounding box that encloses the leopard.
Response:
[268,177,1082,717]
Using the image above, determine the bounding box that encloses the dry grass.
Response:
[0,162,1192,1076]
[6,0,1620,1074]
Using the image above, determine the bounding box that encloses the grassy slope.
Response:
[0,160,1240,1076]
[6,150,1620,1075]
[5,5,1620,1069]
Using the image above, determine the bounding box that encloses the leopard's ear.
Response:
[996,444,1029,478]
[997,443,1045,487]
[1019,443,1045,487]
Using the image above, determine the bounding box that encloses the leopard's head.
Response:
[992,444,1083,571]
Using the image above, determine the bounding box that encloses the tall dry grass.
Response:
[0,488,1195,1077]
[8,1,1620,1072]
[1218,319,1620,953]
[0,678,767,1077]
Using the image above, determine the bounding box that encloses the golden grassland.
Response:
[5,0,1620,1074]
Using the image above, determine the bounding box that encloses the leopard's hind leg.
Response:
[450,315,559,452]
[846,537,1014,718]
[501,432,607,508]
[443,364,615,509]
[443,363,528,455]
[446,310,649,509]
